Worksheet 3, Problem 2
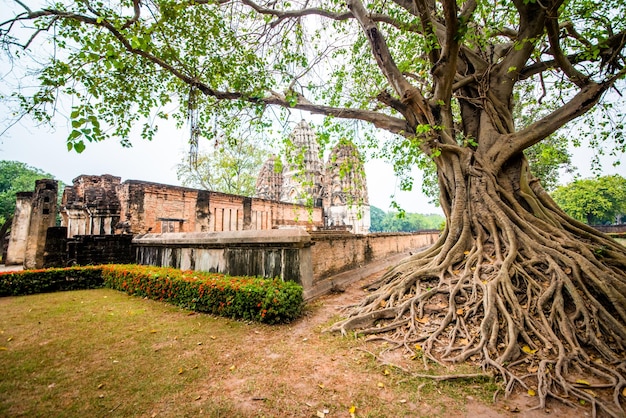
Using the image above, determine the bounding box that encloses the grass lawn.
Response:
[0,288,503,417]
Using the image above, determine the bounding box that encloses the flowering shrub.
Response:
[102,265,303,324]
[0,266,104,296]
[0,265,304,324]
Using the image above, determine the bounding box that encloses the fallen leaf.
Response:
[229,365,236,371]
[575,379,590,386]
[0,347,7,351]
[7,337,13,342]
[316,410,326,418]
[414,344,422,351]
[48,383,56,389]
[399,399,407,403]
[456,308,464,315]
[97,383,105,389]
[383,369,391,376]
[415,316,429,324]
[522,345,537,354]
[317,383,325,389]
[349,405,357,417]
[622,387,626,397]
[579,399,586,406]
[178,368,184,375]
[377,382,385,388]
[527,365,539,373]
[583,389,597,398]
[527,389,536,396]
[194,395,201,401]
[210,336,216,340]
[150,330,157,333]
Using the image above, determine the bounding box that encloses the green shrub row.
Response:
[0,266,104,296]
[102,265,303,324]
[0,265,303,324]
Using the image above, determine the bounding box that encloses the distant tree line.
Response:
[370,206,444,233]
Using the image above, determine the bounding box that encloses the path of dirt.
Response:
[193,257,581,418]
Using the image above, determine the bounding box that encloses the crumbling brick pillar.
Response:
[23,179,58,269]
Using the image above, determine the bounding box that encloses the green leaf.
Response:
[74,141,86,153]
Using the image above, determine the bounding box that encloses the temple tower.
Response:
[280,120,324,206]
[323,140,370,234]
[255,155,283,201]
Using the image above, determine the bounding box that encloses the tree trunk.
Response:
[331,148,626,417]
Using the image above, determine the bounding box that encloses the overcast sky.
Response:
[1,110,624,215]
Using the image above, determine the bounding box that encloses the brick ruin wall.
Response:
[63,176,323,236]
[311,231,439,280]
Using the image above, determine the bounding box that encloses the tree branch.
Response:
[545,10,588,88]
[8,5,411,137]
[495,0,547,92]
[519,30,626,80]
[120,0,141,30]
[346,0,430,129]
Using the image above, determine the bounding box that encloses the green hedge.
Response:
[0,265,303,324]
[0,266,104,296]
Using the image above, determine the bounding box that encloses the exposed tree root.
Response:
[328,168,626,417]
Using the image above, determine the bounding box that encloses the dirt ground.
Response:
[194,267,579,418]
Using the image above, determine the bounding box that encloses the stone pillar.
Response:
[24,179,58,269]
[4,192,34,265]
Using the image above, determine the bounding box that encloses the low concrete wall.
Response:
[132,229,313,289]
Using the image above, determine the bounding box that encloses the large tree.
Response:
[2,0,626,415]
[552,175,626,225]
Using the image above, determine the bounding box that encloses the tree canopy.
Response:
[2,0,626,415]
[0,160,54,226]
[552,174,626,225]
[176,136,269,196]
